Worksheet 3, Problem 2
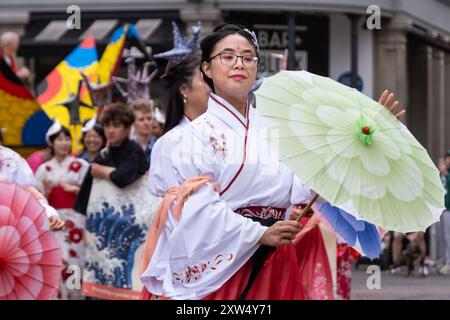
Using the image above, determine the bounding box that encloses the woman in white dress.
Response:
[35,121,89,299]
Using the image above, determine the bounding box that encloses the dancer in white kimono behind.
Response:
[147,53,210,190]
[34,122,89,299]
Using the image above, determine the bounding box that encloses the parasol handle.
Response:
[295,192,320,222]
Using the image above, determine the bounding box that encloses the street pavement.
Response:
[351,265,450,300]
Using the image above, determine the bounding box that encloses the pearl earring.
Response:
[183,95,188,104]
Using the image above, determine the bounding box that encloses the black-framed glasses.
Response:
[209,52,258,67]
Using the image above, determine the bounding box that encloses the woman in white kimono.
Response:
[34,121,89,299]
[141,24,404,300]
[141,24,329,300]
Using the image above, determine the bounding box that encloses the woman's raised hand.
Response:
[378,89,406,119]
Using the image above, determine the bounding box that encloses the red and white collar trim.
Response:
[209,94,250,129]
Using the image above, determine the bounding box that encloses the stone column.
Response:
[408,43,432,148]
[374,14,412,125]
[445,49,450,151]
[180,6,223,39]
[432,47,446,162]
[425,46,436,160]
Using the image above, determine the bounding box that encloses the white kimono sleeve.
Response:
[39,200,59,218]
[75,158,90,185]
[290,173,313,205]
[33,163,47,194]
[148,130,184,197]
[14,156,36,188]
[16,159,58,219]
[142,123,268,299]
[285,173,314,220]
[0,147,35,187]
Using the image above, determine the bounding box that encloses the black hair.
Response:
[161,55,201,134]
[48,125,71,155]
[80,120,106,151]
[0,129,3,146]
[100,103,135,128]
[200,23,259,92]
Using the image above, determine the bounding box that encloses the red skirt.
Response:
[140,220,333,300]
[48,186,77,209]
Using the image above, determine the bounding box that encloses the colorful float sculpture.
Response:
[0,50,51,147]
[1,23,153,153]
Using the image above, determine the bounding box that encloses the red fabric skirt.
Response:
[140,218,334,300]
[48,186,77,209]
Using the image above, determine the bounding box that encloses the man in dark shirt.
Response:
[74,103,149,214]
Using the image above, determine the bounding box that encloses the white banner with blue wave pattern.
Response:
[82,176,160,299]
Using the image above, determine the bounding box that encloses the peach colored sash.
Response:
[140,176,220,274]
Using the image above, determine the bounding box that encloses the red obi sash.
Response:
[48,186,77,209]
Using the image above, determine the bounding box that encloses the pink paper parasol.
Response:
[0,181,62,300]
